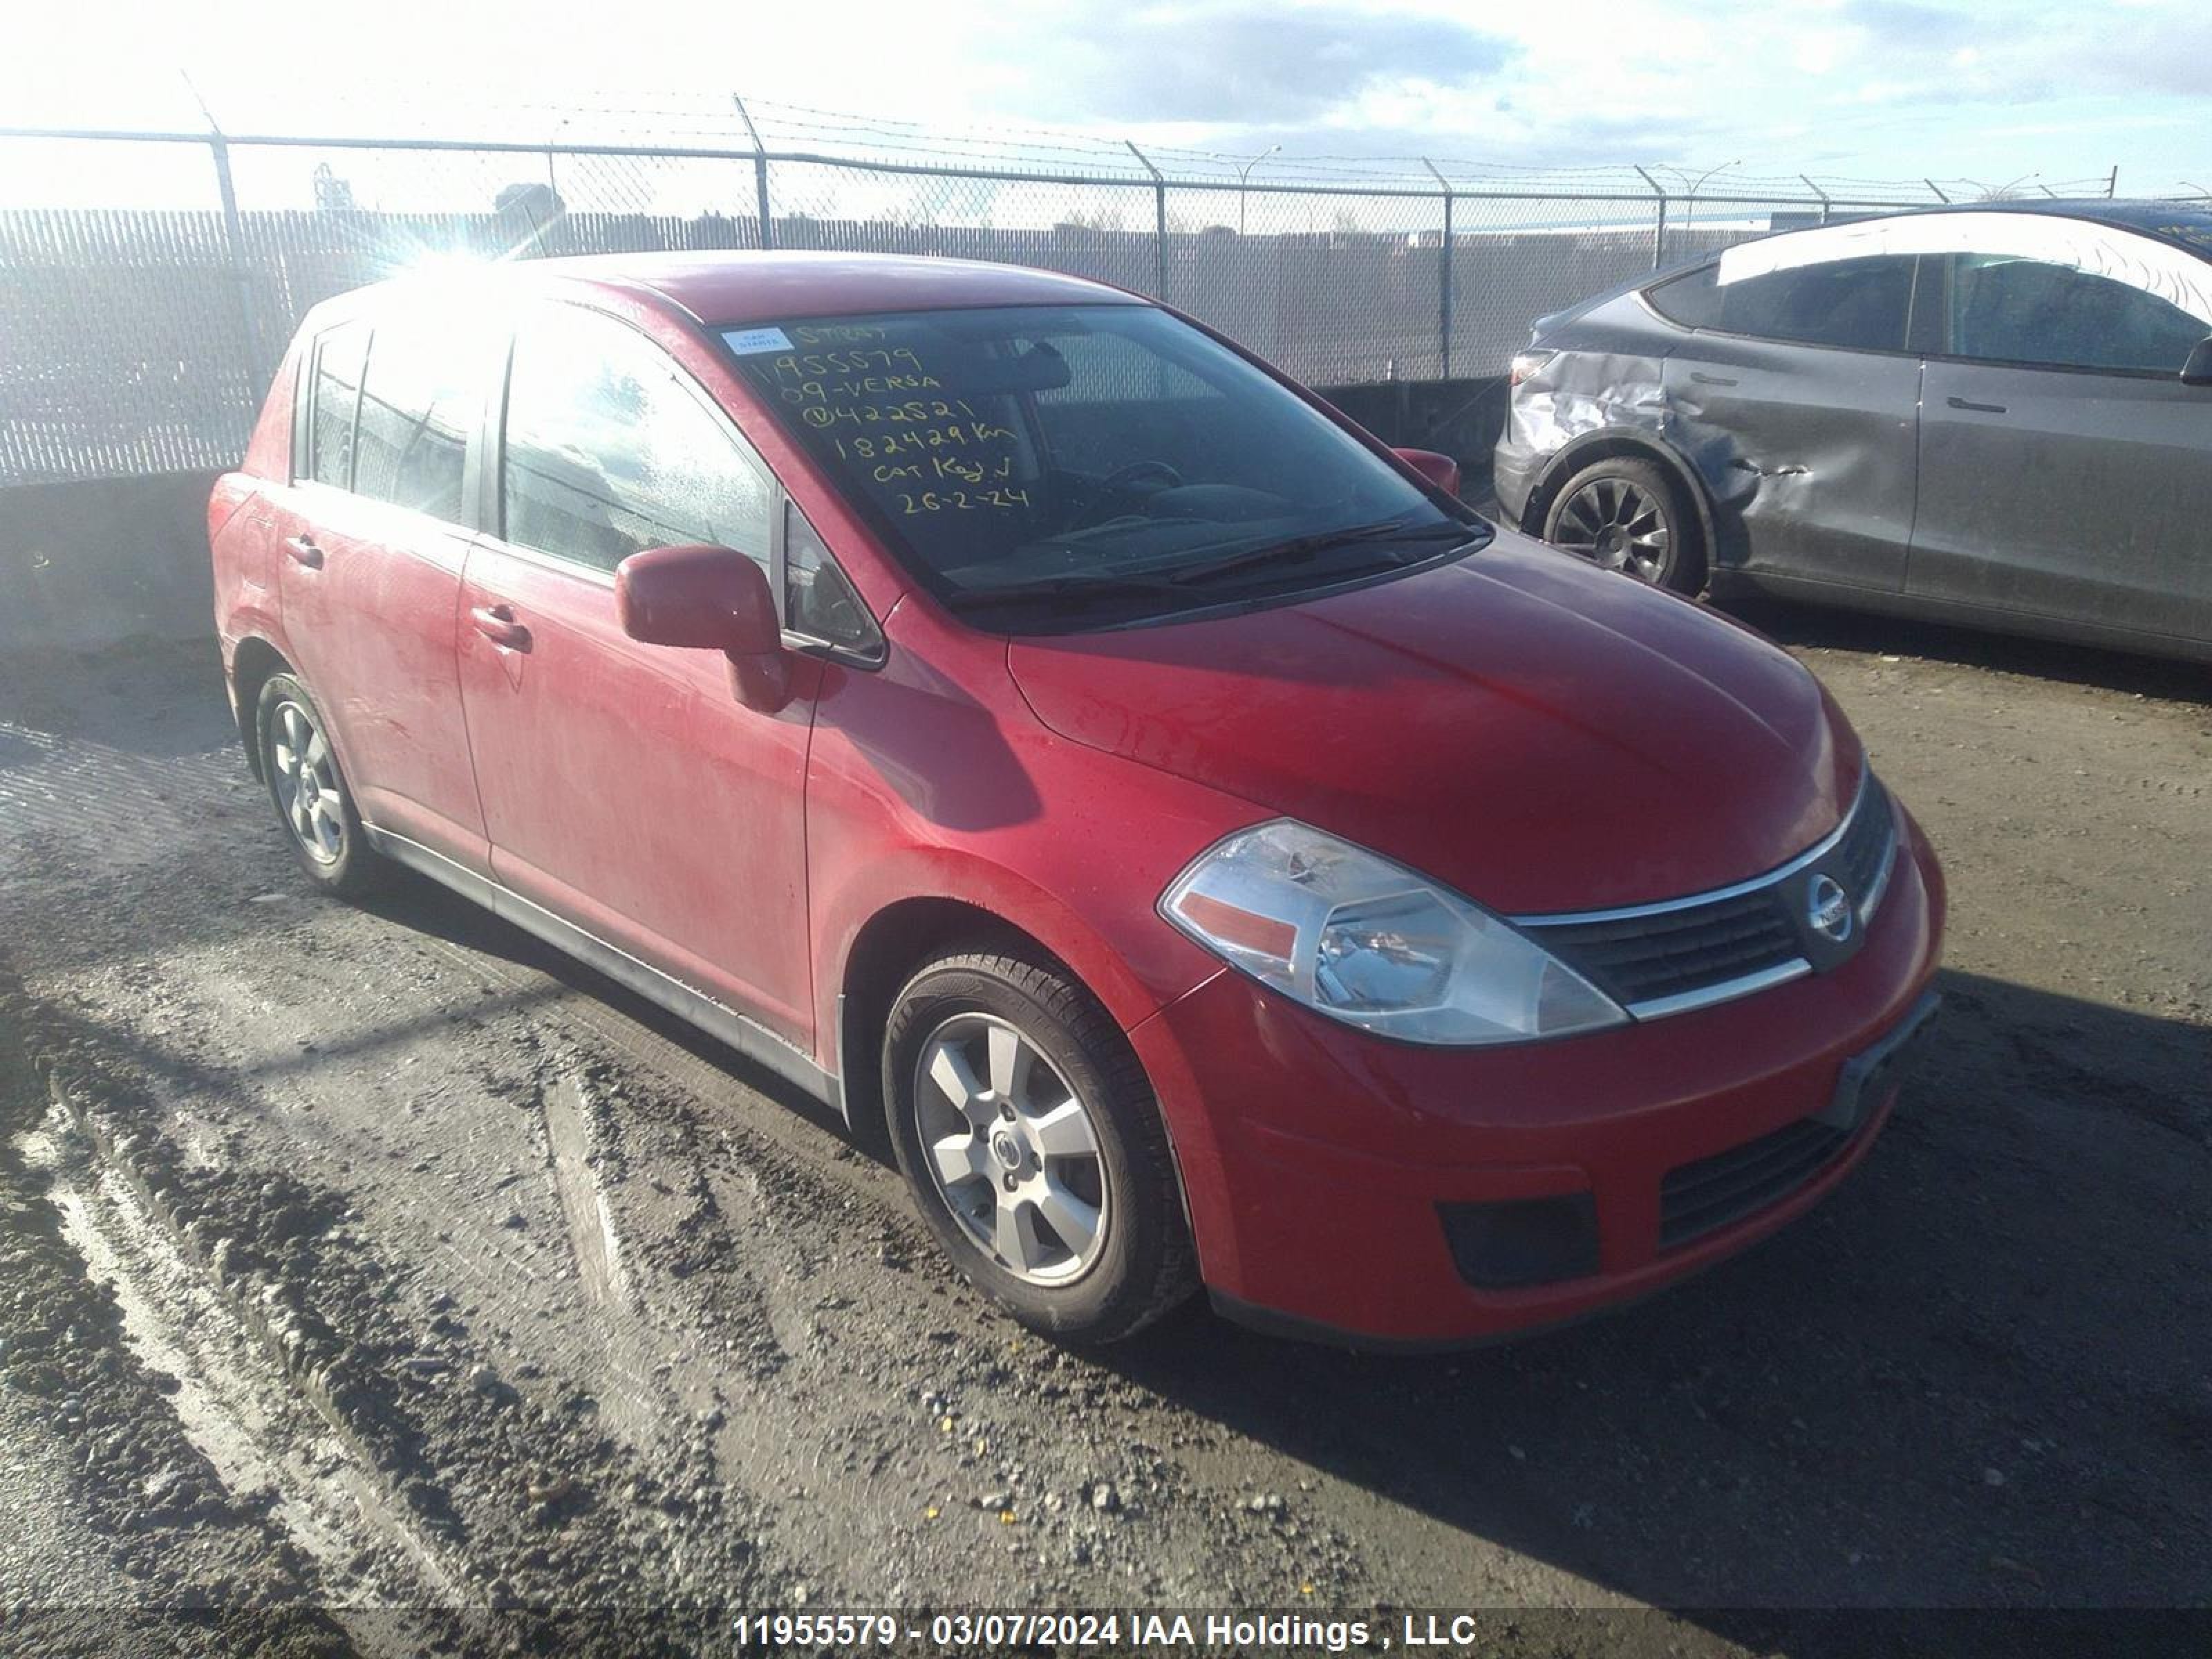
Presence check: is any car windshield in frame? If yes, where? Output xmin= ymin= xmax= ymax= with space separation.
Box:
xmin=720 ymin=304 xmax=1483 ymax=630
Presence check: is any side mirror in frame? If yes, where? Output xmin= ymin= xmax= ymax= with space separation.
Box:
xmin=2182 ymin=336 xmax=2212 ymax=387
xmin=1394 ymin=447 xmax=1462 ymax=498
xmin=615 ymin=543 xmax=791 ymax=711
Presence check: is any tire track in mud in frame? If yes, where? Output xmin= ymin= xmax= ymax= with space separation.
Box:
xmin=26 ymin=1103 xmax=469 ymax=1654
xmin=11 ymin=1000 xmax=790 ymax=1647
xmin=0 ymin=957 xmax=352 ymax=1658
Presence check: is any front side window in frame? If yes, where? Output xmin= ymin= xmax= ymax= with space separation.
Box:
xmin=1946 ymin=254 xmax=2206 ymax=374
xmin=306 ymin=320 xmax=368 ymax=488
xmin=351 ymin=307 xmax=478 ymax=523
xmin=502 ymin=305 xmax=771 ymax=576
xmin=722 ymin=305 xmax=1478 ymax=632
xmin=1649 ymin=256 xmax=1915 ymax=352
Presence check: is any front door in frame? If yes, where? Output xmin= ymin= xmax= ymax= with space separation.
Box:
xmin=454 ymin=301 xmax=819 ymax=1045
xmin=1909 ymin=247 xmax=2212 ymax=645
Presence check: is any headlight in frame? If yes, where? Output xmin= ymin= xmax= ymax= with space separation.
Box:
xmin=1160 ymin=820 xmax=1628 ymax=1047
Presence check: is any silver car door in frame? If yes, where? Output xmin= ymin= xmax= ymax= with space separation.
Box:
xmin=1909 ymin=236 xmax=2212 ymax=646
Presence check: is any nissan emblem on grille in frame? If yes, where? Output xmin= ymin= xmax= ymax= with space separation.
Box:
xmin=1808 ymin=874 xmax=1854 ymax=943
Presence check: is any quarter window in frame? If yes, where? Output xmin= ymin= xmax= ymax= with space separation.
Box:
xmin=351 ymin=308 xmax=478 ymax=524
xmin=782 ymin=500 xmax=879 ymax=655
xmin=1946 ymin=254 xmax=2206 ymax=374
xmin=1648 ymin=256 xmax=1915 ymax=352
xmin=501 ymin=306 xmax=771 ymax=575
xmin=306 ymin=320 xmax=368 ymax=488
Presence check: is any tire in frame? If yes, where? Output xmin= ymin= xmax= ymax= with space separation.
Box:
xmin=254 ymin=671 xmax=384 ymax=899
xmin=1541 ymin=456 xmax=1707 ymax=594
xmin=883 ymin=944 xmax=1196 ymax=1342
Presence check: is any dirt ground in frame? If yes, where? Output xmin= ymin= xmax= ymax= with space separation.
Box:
xmin=0 ymin=598 xmax=2206 ymax=1659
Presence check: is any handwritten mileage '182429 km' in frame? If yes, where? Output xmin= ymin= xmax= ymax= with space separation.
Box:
xmin=756 ymin=322 xmax=1033 ymax=518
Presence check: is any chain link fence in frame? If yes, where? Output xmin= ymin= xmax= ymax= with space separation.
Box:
xmin=0 ymin=102 xmax=2126 ymax=485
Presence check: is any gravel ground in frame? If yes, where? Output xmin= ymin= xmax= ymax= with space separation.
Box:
xmin=0 ymin=603 xmax=2206 ymax=1658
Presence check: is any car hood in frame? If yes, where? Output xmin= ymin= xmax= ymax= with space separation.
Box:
xmin=1005 ymin=533 xmax=1859 ymax=915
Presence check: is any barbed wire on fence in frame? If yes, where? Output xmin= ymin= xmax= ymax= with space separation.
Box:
xmin=0 ymin=79 xmax=2175 ymax=485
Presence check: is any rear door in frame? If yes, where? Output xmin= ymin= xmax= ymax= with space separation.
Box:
xmin=1909 ymin=243 xmax=2212 ymax=644
xmin=455 ymin=301 xmax=820 ymax=1044
xmin=1650 ymin=254 xmax=1924 ymax=592
xmin=274 ymin=307 xmax=496 ymax=870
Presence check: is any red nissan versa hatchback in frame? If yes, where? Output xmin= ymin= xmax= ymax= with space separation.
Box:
xmin=209 ymin=252 xmax=1944 ymax=1348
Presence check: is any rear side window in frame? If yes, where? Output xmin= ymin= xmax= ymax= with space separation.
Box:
xmin=1946 ymin=254 xmax=2206 ymax=374
xmin=1648 ymin=256 xmax=1915 ymax=352
xmin=305 ymin=321 xmax=368 ymax=487
xmin=501 ymin=306 xmax=772 ymax=576
xmin=351 ymin=310 xmax=478 ymax=524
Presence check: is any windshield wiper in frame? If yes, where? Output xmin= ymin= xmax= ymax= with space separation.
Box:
xmin=1165 ymin=518 xmax=1479 ymax=588
xmin=947 ymin=517 xmax=1484 ymax=619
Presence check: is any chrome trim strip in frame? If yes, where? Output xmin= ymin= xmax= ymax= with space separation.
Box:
xmin=1857 ymin=799 xmax=1900 ymax=924
xmin=361 ymin=825 xmax=840 ymax=1113
xmin=1624 ymin=957 xmax=1812 ymax=1021
xmin=1511 ymin=771 xmax=1873 ymax=928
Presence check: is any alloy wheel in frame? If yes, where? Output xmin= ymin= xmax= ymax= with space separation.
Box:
xmin=1553 ymin=476 xmax=1672 ymax=583
xmin=911 ymin=1012 xmax=1108 ymax=1286
xmin=269 ymin=700 xmax=346 ymax=865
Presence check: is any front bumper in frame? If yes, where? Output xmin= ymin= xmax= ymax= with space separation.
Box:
xmin=1126 ymin=811 xmax=1946 ymax=1347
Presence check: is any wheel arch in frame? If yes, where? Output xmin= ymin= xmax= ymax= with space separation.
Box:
xmin=1521 ymin=428 xmax=1722 ymax=573
xmin=229 ymin=636 xmax=294 ymax=781
xmin=834 ymin=895 xmax=1082 ymax=1156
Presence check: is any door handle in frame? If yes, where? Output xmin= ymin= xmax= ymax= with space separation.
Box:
xmin=469 ymin=604 xmax=532 ymax=652
xmin=283 ymin=534 xmax=324 ymax=570
xmin=1690 ymin=371 xmax=1738 ymax=387
xmin=1946 ymin=395 xmax=2007 ymax=414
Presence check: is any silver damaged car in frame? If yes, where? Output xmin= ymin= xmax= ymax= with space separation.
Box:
xmin=1494 ymin=200 xmax=2212 ymax=663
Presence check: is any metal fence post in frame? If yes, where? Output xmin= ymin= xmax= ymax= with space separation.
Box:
xmin=1634 ymin=166 xmax=1667 ymax=268
xmin=1126 ymin=140 xmax=1168 ymax=302
xmin=206 ymin=134 xmax=268 ymax=373
xmin=182 ymin=74 xmax=270 ymax=386
xmin=1800 ymin=174 xmax=1832 ymax=223
xmin=1423 ymin=160 xmax=1454 ymax=379
xmin=732 ymin=95 xmax=775 ymax=250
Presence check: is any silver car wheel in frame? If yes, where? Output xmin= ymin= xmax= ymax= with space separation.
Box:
xmin=1554 ymin=476 xmax=1671 ymax=583
xmin=912 ymin=1012 xmax=1107 ymax=1286
xmin=268 ymin=699 xmax=346 ymax=865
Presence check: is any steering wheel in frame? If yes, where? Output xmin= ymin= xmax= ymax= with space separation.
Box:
xmin=1100 ymin=459 xmax=1184 ymax=494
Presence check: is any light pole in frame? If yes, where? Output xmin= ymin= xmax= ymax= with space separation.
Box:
xmin=1682 ymin=159 xmax=1738 ymax=245
xmin=1237 ymin=144 xmax=1280 ymax=235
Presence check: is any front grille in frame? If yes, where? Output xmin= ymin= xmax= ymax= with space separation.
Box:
xmin=1833 ymin=776 xmax=1897 ymax=912
xmin=1523 ymin=890 xmax=1799 ymax=1009
xmin=1659 ymin=1116 xmax=1850 ymax=1248
xmin=1517 ymin=771 xmax=1897 ymax=1019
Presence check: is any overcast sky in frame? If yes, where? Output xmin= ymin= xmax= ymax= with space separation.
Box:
xmin=7 ymin=0 xmax=2208 ymax=197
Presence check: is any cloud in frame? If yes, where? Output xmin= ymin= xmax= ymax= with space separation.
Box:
xmin=991 ymin=3 xmax=1517 ymax=124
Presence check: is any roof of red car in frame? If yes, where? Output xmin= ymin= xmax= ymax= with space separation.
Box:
xmin=529 ymin=250 xmax=1146 ymax=326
